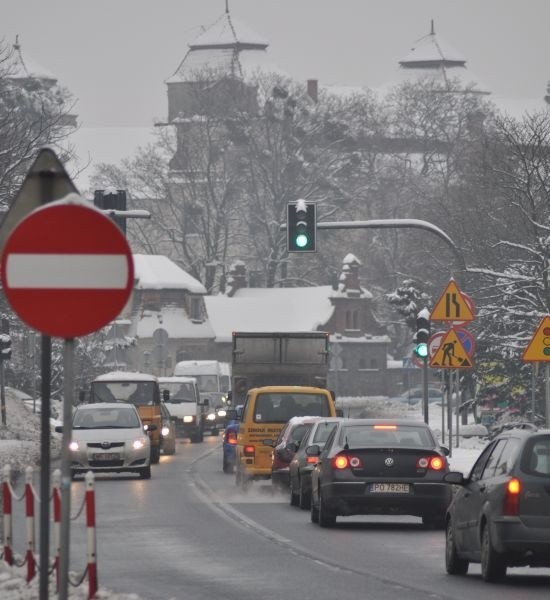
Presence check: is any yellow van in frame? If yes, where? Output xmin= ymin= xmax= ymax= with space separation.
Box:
xmin=235 ymin=386 xmax=337 ymax=490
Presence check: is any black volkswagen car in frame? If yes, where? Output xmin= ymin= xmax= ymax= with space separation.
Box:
xmin=444 ymin=427 xmax=550 ymax=582
xmin=308 ymin=418 xmax=451 ymax=528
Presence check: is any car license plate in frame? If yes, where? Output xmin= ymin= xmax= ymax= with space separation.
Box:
xmin=368 ymin=483 xmax=410 ymax=493
xmin=92 ymin=453 xmax=120 ymax=461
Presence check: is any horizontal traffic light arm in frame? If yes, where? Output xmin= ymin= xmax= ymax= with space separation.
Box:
xmin=280 ymin=218 xmax=465 ymax=271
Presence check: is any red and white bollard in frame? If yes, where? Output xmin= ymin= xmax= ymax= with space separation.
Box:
xmin=52 ymin=469 xmax=61 ymax=591
xmin=2 ymin=464 xmax=13 ymax=565
xmin=24 ymin=466 xmax=36 ymax=582
xmin=85 ymin=471 xmax=98 ymax=599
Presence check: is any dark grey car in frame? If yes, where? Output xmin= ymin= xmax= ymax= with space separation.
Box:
xmin=444 ymin=428 xmax=550 ymax=582
xmin=309 ymin=418 xmax=451 ymax=528
xmin=289 ymin=418 xmax=341 ymax=509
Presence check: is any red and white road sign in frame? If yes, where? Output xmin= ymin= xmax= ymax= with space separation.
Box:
xmin=0 ymin=201 xmax=134 ymax=338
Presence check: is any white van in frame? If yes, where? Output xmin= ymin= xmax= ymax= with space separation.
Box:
xmin=158 ymin=376 xmax=205 ymax=443
xmin=172 ymin=360 xmax=231 ymax=434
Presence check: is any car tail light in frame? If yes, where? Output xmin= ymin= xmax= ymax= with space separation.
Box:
xmin=332 ymin=454 xmax=363 ymax=470
xmin=306 ymin=456 xmax=318 ymax=464
xmin=374 ymin=425 xmax=397 ymax=430
xmin=503 ymin=477 xmax=521 ymax=516
xmin=244 ymin=445 xmax=255 ymax=457
xmin=226 ymin=431 xmax=237 ymax=445
xmin=416 ymin=456 xmax=446 ymax=470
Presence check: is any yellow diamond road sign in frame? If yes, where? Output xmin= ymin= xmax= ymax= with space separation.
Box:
xmin=430 ymin=280 xmax=474 ymax=322
xmin=430 ymin=328 xmax=473 ymax=369
xmin=522 ymin=316 xmax=550 ymax=362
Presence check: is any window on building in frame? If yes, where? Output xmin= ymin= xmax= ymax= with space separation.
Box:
xmin=370 ymin=358 xmax=378 ymax=369
xmin=359 ymin=358 xmax=367 ymax=369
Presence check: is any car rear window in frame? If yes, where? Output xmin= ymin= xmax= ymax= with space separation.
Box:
xmin=521 ymin=435 xmax=550 ymax=477
xmin=313 ymin=421 xmax=339 ymax=443
xmin=254 ymin=393 xmax=331 ymax=423
xmin=339 ymin=424 xmax=435 ymax=447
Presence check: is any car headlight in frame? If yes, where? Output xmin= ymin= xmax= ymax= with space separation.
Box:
xmin=69 ymin=441 xmax=79 ymax=451
xmin=161 ymin=426 xmax=170 ymax=436
xmin=206 ymin=413 xmax=216 ymax=421
xmin=183 ymin=415 xmax=194 ymax=423
xmin=133 ymin=438 xmax=147 ymax=450
xmin=217 ymin=409 xmax=227 ymax=418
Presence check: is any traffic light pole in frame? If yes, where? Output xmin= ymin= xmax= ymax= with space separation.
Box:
xmin=422 ymin=356 xmax=429 ymax=424
xmin=311 ymin=218 xmax=466 ymax=273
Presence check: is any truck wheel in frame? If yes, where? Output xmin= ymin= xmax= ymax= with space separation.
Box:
xmin=150 ymin=446 xmax=161 ymax=464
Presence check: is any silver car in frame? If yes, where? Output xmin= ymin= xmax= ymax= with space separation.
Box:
xmin=59 ymin=403 xmax=153 ymax=479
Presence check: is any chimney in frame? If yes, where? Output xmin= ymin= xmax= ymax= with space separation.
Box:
xmin=226 ymin=261 xmax=247 ymax=297
xmin=307 ymin=79 xmax=318 ymax=103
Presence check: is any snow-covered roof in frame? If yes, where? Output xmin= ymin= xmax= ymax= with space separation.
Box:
xmin=135 ymin=307 xmax=215 ymax=340
xmin=399 ymin=27 xmax=466 ymax=67
xmin=191 ymin=13 xmax=268 ymax=48
xmin=8 ymin=38 xmax=56 ymax=82
xmin=377 ymin=23 xmax=490 ymax=96
xmin=204 ymin=286 xmax=336 ymax=343
xmin=94 ymin=371 xmax=158 ymax=382
xmin=133 ymin=254 xmax=206 ymax=293
xmin=166 ymin=10 xmax=286 ymax=83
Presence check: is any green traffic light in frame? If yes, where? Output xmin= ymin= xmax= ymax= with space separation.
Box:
xmin=295 ymin=233 xmax=309 ymax=248
xmin=415 ymin=343 xmax=428 ymax=358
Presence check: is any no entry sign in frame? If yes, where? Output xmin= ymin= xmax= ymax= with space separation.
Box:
xmin=1 ymin=199 xmax=134 ymax=338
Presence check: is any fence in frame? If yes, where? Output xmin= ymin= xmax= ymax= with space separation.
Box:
xmin=1 ymin=464 xmax=98 ymax=598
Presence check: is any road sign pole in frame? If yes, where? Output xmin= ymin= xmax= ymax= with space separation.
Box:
xmin=546 ymin=364 xmax=550 ymax=428
xmin=422 ymin=357 xmax=428 ymax=424
xmin=58 ymin=338 xmax=75 ymax=600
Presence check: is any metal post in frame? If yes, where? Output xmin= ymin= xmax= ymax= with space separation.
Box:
xmin=447 ymin=370 xmax=453 ymax=457
xmin=455 ymin=370 xmax=460 ymax=448
xmin=39 ymin=334 xmax=51 ymax=600
xmin=531 ymin=363 xmax=536 ymax=422
xmin=546 ymin=364 xmax=550 ymax=428
xmin=422 ymin=357 xmax=428 ymax=424
xmin=441 ymin=375 xmax=445 ymax=446
xmin=58 ymin=338 xmax=75 ymax=600
xmin=0 ymin=360 xmax=5 ymax=426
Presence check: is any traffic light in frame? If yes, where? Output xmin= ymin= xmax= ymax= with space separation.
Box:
xmin=287 ymin=200 xmax=316 ymax=252
xmin=414 ymin=309 xmax=431 ymax=359
xmin=0 ymin=334 xmax=12 ymax=361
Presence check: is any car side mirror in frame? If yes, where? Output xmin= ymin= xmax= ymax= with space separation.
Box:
xmin=163 ymin=389 xmax=170 ymax=402
xmin=202 ymin=399 xmax=210 ymax=407
xmin=440 ymin=445 xmax=450 ymax=456
xmin=306 ymin=444 xmax=321 ymax=456
xmin=335 ymin=409 xmax=344 ymax=417
xmin=286 ymin=441 xmax=299 ymax=453
xmin=55 ymin=425 xmax=63 ymax=433
xmin=443 ymin=471 xmax=465 ymax=485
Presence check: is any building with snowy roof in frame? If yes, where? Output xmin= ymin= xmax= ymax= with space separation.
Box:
xmin=112 ymin=253 xmax=394 ymax=396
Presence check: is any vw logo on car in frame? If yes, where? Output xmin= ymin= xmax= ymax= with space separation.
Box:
xmin=384 ymin=457 xmax=394 ymax=467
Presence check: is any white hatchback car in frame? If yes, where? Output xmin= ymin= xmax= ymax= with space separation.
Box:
xmin=57 ymin=403 xmax=153 ymax=479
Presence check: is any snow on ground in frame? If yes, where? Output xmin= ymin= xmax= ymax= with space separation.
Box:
xmin=0 ymin=391 xmax=487 ymax=599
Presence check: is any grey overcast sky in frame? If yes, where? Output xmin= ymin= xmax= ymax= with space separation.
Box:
xmin=3 ymin=0 xmax=550 ymax=127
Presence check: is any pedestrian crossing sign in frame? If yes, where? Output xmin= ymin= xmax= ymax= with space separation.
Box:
xmin=430 ymin=328 xmax=473 ymax=369
xmin=430 ymin=280 xmax=474 ymax=322
xmin=522 ymin=315 xmax=550 ymax=362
